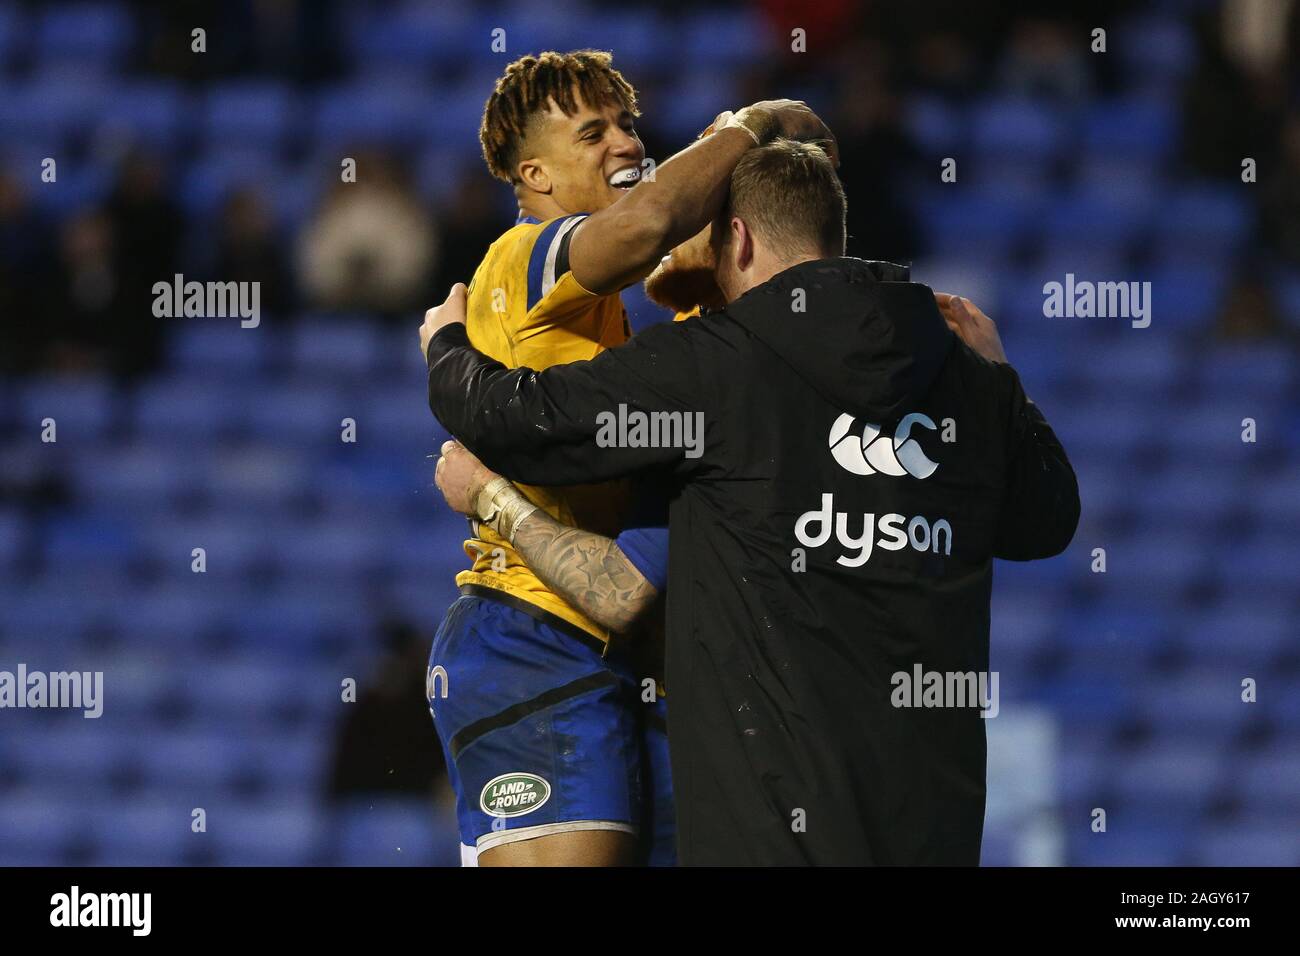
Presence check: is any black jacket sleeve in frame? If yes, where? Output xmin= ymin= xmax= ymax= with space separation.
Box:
xmin=425 ymin=321 xmax=705 ymax=486
xmin=994 ymin=366 xmax=1081 ymax=560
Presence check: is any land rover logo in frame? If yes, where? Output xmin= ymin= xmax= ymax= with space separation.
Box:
xmin=480 ymin=772 xmax=551 ymax=818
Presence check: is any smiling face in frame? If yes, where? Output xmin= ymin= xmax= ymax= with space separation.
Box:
xmin=516 ymin=89 xmax=646 ymax=216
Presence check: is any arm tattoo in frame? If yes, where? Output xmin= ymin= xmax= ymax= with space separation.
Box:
xmin=510 ymin=509 xmax=658 ymax=634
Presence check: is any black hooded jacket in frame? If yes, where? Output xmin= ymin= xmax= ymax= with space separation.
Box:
xmin=426 ymin=257 xmax=1080 ymax=865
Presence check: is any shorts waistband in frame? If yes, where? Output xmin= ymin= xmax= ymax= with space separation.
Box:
xmin=458 ymin=583 xmax=608 ymax=657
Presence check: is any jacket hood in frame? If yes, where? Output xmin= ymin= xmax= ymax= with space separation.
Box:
xmin=722 ymin=257 xmax=954 ymax=423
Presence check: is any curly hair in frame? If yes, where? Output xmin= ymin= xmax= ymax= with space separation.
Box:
xmin=479 ymin=50 xmax=640 ymax=184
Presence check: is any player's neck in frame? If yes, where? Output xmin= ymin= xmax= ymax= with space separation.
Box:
xmin=722 ymin=252 xmax=822 ymax=302
xmin=515 ymin=188 xmax=568 ymax=224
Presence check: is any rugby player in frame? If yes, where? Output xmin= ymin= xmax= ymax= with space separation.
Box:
xmin=425 ymin=49 xmax=834 ymax=867
xmin=421 ymin=138 xmax=1081 ymax=864
xmin=427 ymin=245 xmax=1018 ymax=701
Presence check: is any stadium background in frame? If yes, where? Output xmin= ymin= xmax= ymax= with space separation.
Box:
xmin=0 ymin=0 xmax=1297 ymax=866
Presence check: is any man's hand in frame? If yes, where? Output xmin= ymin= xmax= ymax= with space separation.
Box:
xmin=419 ymin=283 xmax=468 ymax=364
xmin=934 ymin=293 xmax=1008 ymax=364
xmin=726 ymin=100 xmax=839 ymax=166
xmin=434 ymin=439 xmax=497 ymax=516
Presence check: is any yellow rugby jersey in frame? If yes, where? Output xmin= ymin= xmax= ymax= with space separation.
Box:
xmin=458 ymin=213 xmax=632 ymax=642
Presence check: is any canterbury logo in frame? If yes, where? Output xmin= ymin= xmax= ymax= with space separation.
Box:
xmin=828 ymin=412 xmax=939 ymax=479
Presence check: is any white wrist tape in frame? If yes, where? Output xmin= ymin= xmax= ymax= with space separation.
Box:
xmin=474 ymin=477 xmax=540 ymax=540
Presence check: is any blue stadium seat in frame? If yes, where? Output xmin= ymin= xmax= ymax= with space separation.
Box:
xmin=651 ymin=73 xmax=741 ymax=142
xmin=1091 ymin=531 xmax=1209 ymax=598
xmin=203 ymin=82 xmax=299 ymax=152
xmin=1179 ymin=600 xmax=1292 ymax=669
xmin=89 ymin=799 xmax=195 ymax=864
xmin=168 ymin=322 xmax=276 ymax=378
xmin=0 ymin=582 xmax=97 ymax=645
xmin=345 ymin=1 xmax=477 ymax=72
xmin=266 ymin=521 xmax=387 ymax=580
xmin=1112 ymin=744 xmax=1223 ymax=816
xmin=352 ymin=387 xmax=450 ymax=451
xmin=1057 ymin=735 xmax=1112 ymax=805
xmin=231 ymin=591 xmax=366 ymax=656
xmin=42 ymin=512 xmax=141 ymax=568
xmin=1058 ymin=604 xmax=1171 ymax=669
xmin=1070 ymin=827 xmax=1190 ymax=867
xmin=1082 ymin=96 xmax=1178 ymax=161
xmin=71 ymin=440 xmax=199 ymax=513
xmin=242 ymin=380 xmax=357 ymax=445
xmin=1153 ymin=185 xmax=1253 ymax=257
xmin=1214 ymin=531 xmax=1300 ymax=595
xmin=1159 ymin=398 xmax=1271 ymax=463
xmin=989 ymin=594 xmax=1061 ymax=659
xmin=35 ymin=3 xmax=134 ymax=70
xmin=1079 ymin=337 xmax=1185 ymax=397
xmin=137 ymin=518 xmax=268 ymax=582
xmin=105 ymin=586 xmax=220 ymax=646
xmin=0 ymin=5 xmax=25 ymax=70
xmin=1036 ymin=679 xmax=1134 ymax=733
xmin=903 ymin=95 xmax=967 ymax=157
xmin=916 ymin=190 xmax=1037 ymax=259
xmin=0 ymin=793 xmax=89 ymax=863
xmin=311 ymin=82 xmax=428 ymax=149
xmin=135 ymin=729 xmax=247 ymax=793
xmin=1134 ymin=672 xmax=1256 ymax=742
xmin=334 ymin=798 xmax=458 ymax=866
xmin=970 ymin=97 xmax=1068 ymax=163
xmin=1196 ymin=344 xmax=1295 ymax=395
xmin=242 ymin=732 xmax=330 ymax=795
xmin=1117 ymin=14 xmax=1197 ymax=85
xmin=1041 ymin=191 xmax=1152 ymax=251
xmin=19 ymin=377 xmax=118 ymax=441
xmin=1245 ymin=469 xmax=1300 ymax=533
xmin=5 ymin=724 xmax=133 ymax=786
xmin=1236 ymin=747 xmax=1300 ymax=816
xmin=0 ymin=509 xmax=26 ymax=573
xmin=94 ymin=81 xmax=189 ymax=151
xmin=132 ymin=377 xmax=247 ymax=442
xmin=683 ymin=9 xmax=773 ymax=67
xmin=180 ymin=152 xmax=281 ymax=218
xmin=207 ymin=801 xmax=322 ymax=865
xmin=202 ymin=445 xmax=310 ymax=514
xmin=1128 ymin=466 xmax=1242 ymax=529
xmin=1193 ymin=826 xmax=1300 ymax=866
xmin=1045 ymin=397 xmax=1164 ymax=458
xmin=287 ymin=319 xmax=383 ymax=377
xmin=184 ymin=657 xmax=301 ymax=720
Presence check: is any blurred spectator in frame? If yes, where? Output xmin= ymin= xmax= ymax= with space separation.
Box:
xmin=0 ymin=171 xmax=55 ymax=374
xmin=130 ymin=0 xmax=344 ymax=83
xmin=831 ymin=43 xmax=923 ymax=263
xmin=995 ymin=15 xmax=1093 ymax=104
xmin=327 ymin=618 xmax=446 ymax=800
xmin=103 ymin=152 xmax=184 ymax=378
xmin=214 ymin=187 xmax=294 ymax=318
xmin=432 ymin=167 xmax=506 ymax=294
xmin=1213 ymin=275 xmax=1287 ymax=341
xmin=1181 ymin=4 xmax=1288 ymax=179
xmin=297 ymin=152 xmax=439 ymax=318
xmin=38 ymin=210 xmax=125 ymax=373
xmin=1261 ymin=112 xmax=1300 ymax=268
